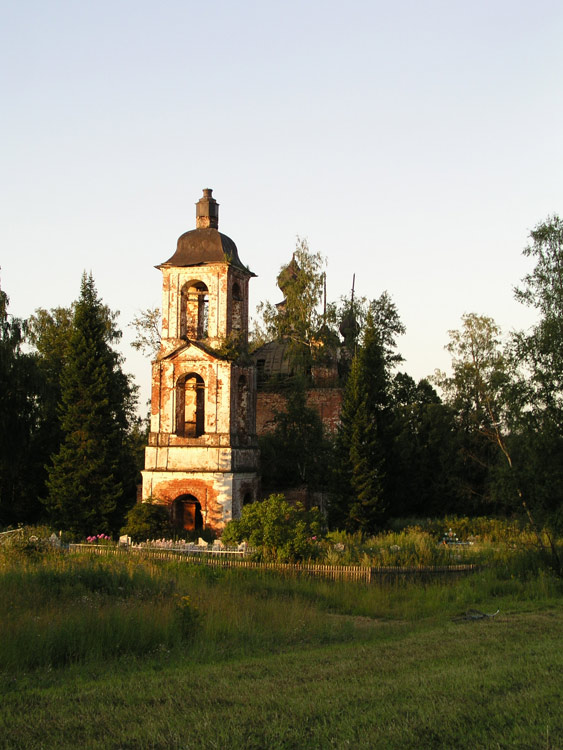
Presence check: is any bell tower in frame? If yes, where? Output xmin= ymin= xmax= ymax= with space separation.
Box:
xmin=141 ymin=189 xmax=260 ymax=533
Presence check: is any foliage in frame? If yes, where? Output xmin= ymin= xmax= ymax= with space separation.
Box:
xmin=27 ymin=302 xmax=126 ymax=438
xmin=385 ymin=374 xmax=464 ymax=517
xmin=247 ymin=314 xmax=270 ymax=353
xmin=386 ymin=515 xmax=525 ymax=542
xmin=221 ymin=493 xmax=324 ymax=561
xmin=44 ymin=274 xmax=139 ymax=536
xmin=26 ymin=306 xmax=75 ymax=456
xmin=434 ymin=313 xmax=509 ymax=435
xmin=212 ymin=331 xmax=252 ymax=364
xmin=515 ymin=213 xmax=563 ymax=325
xmin=336 ymin=292 xmax=367 ymax=356
xmin=509 ymin=215 xmax=563 ymax=527
xmin=432 ymin=313 xmax=511 ymax=514
xmin=0 ymin=283 xmax=44 ymax=525
xmin=27 ymin=302 xmax=139 ymax=507
xmin=129 ymin=306 xmax=161 ymax=359
xmin=120 ymin=502 xmax=173 ymax=542
xmin=259 ymin=377 xmax=333 ymax=492
xmin=174 ymin=594 xmax=202 ymax=639
xmin=433 ymin=306 xmax=563 ymax=572
xmin=332 ymin=295 xmax=405 ymax=532
xmin=0 ymin=526 xmax=57 ymax=559
xmin=256 ymin=238 xmax=338 ymax=372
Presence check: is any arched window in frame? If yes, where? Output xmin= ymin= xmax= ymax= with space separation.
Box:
xmin=180 ymin=281 xmax=209 ymax=340
xmin=176 ymin=373 xmax=205 ymax=437
xmin=237 ymin=374 xmax=248 ymax=434
xmin=171 ymin=495 xmax=203 ymax=531
xmin=231 ymin=282 xmax=243 ymax=332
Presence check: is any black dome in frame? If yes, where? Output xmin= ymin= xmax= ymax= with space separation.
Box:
xmin=159 ymin=227 xmax=253 ymax=275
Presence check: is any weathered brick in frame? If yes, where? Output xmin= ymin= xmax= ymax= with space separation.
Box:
xmin=141 ymin=190 xmax=259 ymax=533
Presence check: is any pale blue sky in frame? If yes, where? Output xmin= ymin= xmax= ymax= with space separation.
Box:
xmin=1 ymin=0 xmax=562 ymax=409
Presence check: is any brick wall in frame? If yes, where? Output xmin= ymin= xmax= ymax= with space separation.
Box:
xmin=256 ymin=387 xmax=343 ymax=435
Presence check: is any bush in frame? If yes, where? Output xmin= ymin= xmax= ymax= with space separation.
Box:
xmin=0 ymin=526 xmax=58 ymax=560
xmin=221 ymin=494 xmax=324 ymax=562
xmin=386 ymin=515 xmax=525 ymax=542
xmin=120 ymin=502 xmax=172 ymax=542
xmin=175 ymin=594 xmax=203 ymax=640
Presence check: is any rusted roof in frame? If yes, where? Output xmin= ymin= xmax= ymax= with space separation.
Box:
xmin=158 ymin=227 xmax=255 ymax=275
xmin=252 ymin=339 xmax=293 ymax=378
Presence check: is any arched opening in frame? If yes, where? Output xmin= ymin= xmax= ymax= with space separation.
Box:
xmin=176 ymin=373 xmax=205 ymax=437
xmin=242 ymin=492 xmax=252 ymax=506
xmin=171 ymin=495 xmax=203 ymax=532
xmin=237 ymin=374 xmax=248 ymax=434
xmin=232 ymin=282 xmax=243 ymax=332
xmin=180 ymin=281 xmax=209 ymax=340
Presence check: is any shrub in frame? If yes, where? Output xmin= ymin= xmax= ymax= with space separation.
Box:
xmin=0 ymin=526 xmax=57 ymax=560
xmin=386 ymin=515 xmax=525 ymax=542
xmin=221 ymin=493 xmax=324 ymax=562
xmin=120 ymin=502 xmax=172 ymax=542
xmin=175 ymin=594 xmax=203 ymax=639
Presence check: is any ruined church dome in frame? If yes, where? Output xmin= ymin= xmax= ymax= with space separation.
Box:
xmin=159 ymin=189 xmax=255 ymax=275
xmin=164 ymin=227 xmax=246 ymax=269
xmin=277 ymin=254 xmax=300 ymax=294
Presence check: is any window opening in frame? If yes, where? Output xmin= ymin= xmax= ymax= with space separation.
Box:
xmin=256 ymin=359 xmax=266 ymax=382
xmin=237 ymin=374 xmax=248 ymax=434
xmin=181 ymin=281 xmax=209 ymax=340
xmin=232 ymin=282 xmax=243 ymax=332
xmin=176 ymin=373 xmax=205 ymax=437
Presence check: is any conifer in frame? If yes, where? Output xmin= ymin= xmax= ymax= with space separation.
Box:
xmin=45 ymin=274 xmax=131 ymax=535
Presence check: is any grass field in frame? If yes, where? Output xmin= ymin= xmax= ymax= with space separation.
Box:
xmin=1 ymin=537 xmax=562 ymax=749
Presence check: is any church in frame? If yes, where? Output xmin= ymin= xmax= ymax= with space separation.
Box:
xmin=141 ymin=189 xmax=260 ymax=533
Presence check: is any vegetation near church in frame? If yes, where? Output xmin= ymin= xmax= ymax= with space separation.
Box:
xmin=2 ymin=209 xmax=563 ymax=566
xmin=1 ymin=208 xmax=563 ymax=745
xmin=0 ymin=284 xmax=43 ymax=525
xmin=44 ymin=273 xmax=139 ymax=535
xmin=331 ymin=294 xmax=406 ymax=532
xmin=251 ymin=220 xmax=563 ymax=555
xmin=255 ymin=237 xmax=336 ymax=369
xmin=221 ymin=493 xmax=323 ymax=562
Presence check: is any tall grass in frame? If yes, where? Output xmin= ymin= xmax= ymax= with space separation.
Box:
xmin=0 ymin=554 xmax=185 ymax=670
xmin=386 ymin=514 xmax=527 ymax=540
xmin=2 ymin=541 xmax=562 ymax=673
xmin=320 ymin=517 xmax=561 ymax=568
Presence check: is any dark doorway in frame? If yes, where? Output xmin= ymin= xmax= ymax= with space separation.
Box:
xmin=170 ymin=494 xmax=203 ymax=532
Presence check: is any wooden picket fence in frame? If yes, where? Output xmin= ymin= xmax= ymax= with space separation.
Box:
xmin=68 ymin=544 xmax=479 ymax=582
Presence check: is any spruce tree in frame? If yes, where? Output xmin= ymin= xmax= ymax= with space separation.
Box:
xmin=45 ymin=274 xmax=134 ymax=535
xmin=331 ymin=294 xmax=405 ymax=532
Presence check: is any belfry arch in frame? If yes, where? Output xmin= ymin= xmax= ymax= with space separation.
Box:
xmin=175 ymin=373 xmax=205 ymax=437
xmin=180 ymin=280 xmax=209 ymax=340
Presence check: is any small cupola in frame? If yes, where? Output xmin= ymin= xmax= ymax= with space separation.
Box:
xmin=196 ymin=188 xmax=219 ymax=229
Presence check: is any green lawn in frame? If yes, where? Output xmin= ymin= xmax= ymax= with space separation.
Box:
xmin=1 ymin=551 xmax=562 ymax=749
